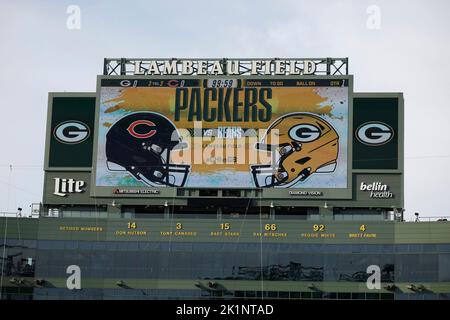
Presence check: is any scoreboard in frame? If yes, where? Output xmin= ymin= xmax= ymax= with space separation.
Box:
xmin=91 ymin=76 xmax=352 ymax=199
xmin=43 ymin=59 xmax=403 ymax=209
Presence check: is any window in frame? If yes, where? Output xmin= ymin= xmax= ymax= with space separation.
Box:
xmin=290 ymin=292 xmax=301 ymax=299
xmin=301 ymin=292 xmax=311 ymax=299
xmin=338 ymin=293 xmax=351 ymax=300
xmin=311 ymin=292 xmax=323 ymax=299
xmin=351 ymin=293 xmax=366 ymax=300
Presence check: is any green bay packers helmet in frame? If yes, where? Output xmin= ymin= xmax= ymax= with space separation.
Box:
xmin=251 ymin=112 xmax=339 ymax=188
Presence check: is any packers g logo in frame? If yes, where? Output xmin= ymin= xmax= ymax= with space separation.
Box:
xmin=54 ymin=121 xmax=90 ymax=144
xmin=356 ymin=122 xmax=394 ymax=146
xmin=288 ymin=124 xmax=321 ymax=142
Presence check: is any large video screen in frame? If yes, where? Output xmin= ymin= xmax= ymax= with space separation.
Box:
xmin=94 ymin=77 xmax=349 ymax=189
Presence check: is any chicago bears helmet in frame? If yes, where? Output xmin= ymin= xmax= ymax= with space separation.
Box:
xmin=251 ymin=112 xmax=339 ymax=188
xmin=106 ymin=112 xmax=190 ymax=187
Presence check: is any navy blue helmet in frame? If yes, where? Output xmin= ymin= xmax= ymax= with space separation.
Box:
xmin=106 ymin=112 xmax=190 ymax=187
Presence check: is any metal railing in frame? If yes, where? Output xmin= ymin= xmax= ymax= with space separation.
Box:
xmin=408 ymin=216 xmax=450 ymax=222
xmin=0 ymin=212 xmax=39 ymax=218
xmin=2 ymin=209 xmax=448 ymax=222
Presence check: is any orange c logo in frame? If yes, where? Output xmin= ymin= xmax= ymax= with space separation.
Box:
xmin=127 ymin=120 xmax=157 ymax=139
xmin=167 ymin=80 xmax=179 ymax=87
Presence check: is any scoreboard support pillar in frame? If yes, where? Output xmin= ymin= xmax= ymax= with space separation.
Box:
xmin=319 ymin=206 xmax=334 ymax=221
xmin=107 ymin=204 xmax=121 ymax=218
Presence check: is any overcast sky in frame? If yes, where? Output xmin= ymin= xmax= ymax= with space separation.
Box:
xmin=0 ymin=0 xmax=449 ymax=220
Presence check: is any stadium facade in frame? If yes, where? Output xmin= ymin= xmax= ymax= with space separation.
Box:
xmin=1 ymin=58 xmax=450 ymax=300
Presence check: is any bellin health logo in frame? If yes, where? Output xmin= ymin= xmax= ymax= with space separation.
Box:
xmin=360 ymin=182 xmax=393 ymax=198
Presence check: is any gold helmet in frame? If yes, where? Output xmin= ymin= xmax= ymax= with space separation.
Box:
xmin=251 ymin=112 xmax=339 ymax=188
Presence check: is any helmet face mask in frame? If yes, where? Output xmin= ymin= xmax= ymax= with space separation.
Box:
xmin=105 ymin=112 xmax=190 ymax=187
xmin=251 ymin=112 xmax=339 ymax=188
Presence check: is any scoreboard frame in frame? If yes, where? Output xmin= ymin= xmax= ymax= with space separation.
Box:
xmin=90 ymin=74 xmax=354 ymax=200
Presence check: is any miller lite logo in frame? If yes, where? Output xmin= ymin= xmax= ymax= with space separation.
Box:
xmin=54 ymin=178 xmax=85 ymax=197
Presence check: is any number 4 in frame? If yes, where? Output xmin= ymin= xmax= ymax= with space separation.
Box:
xmin=359 ymin=224 xmax=366 ymax=232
